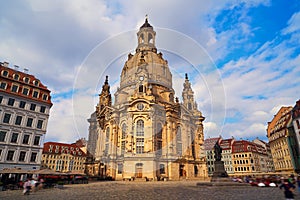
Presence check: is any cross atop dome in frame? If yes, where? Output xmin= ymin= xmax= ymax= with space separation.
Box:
xmin=140 ymin=14 xmax=153 ymax=29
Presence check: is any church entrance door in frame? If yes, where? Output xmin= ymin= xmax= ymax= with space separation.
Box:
xmin=135 ymin=163 xmax=143 ymax=178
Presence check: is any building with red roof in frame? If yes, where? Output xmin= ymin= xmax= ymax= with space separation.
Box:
xmin=220 ymin=138 xmax=235 ymax=175
xmin=42 ymin=141 xmax=86 ymax=173
xmin=232 ymin=140 xmax=269 ymax=175
xmin=0 ymin=61 xmax=52 ymax=170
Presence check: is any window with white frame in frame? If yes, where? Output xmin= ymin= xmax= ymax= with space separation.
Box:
xmin=11 ymin=84 xmax=19 ymax=93
xmin=6 ymin=150 xmax=15 ymax=161
xmin=37 ymin=120 xmax=43 ymax=129
xmin=32 ymin=90 xmax=39 ymax=98
xmin=10 ymin=133 xmax=18 ymax=143
xmin=22 ymin=87 xmax=29 ymax=95
xmin=3 ymin=113 xmax=11 ymax=123
xmin=19 ymin=151 xmax=26 ymax=162
xmin=0 ymin=82 xmax=6 ymax=89
xmin=8 ymin=98 xmax=15 ymax=106
xmin=0 ymin=131 xmax=6 ymax=142
xmin=136 ymin=120 xmax=144 ymax=136
xmin=15 ymin=116 xmax=22 ymax=125
xmin=136 ymin=138 xmax=144 ymax=154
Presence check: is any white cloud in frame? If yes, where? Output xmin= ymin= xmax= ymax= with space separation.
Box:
xmin=1 ymin=0 xmax=298 ymax=144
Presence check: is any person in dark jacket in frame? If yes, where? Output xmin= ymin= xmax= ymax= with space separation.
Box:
xmin=280 ymin=179 xmax=295 ymax=200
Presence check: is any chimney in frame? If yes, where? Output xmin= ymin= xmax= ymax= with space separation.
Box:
xmin=14 ymin=65 xmax=19 ymax=70
xmin=23 ymin=68 xmax=29 ymax=73
xmin=3 ymin=62 xmax=9 ymax=67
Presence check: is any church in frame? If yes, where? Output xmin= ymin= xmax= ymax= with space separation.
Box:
xmin=86 ymin=18 xmax=207 ymax=180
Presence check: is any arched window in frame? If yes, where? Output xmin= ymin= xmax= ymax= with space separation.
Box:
xmin=176 ymin=126 xmax=182 ymax=141
xmin=148 ymin=33 xmax=153 ymax=44
xmin=136 ymin=120 xmax=144 ymax=136
xmin=106 ymin=127 xmax=110 ymax=142
xmin=121 ymin=124 xmax=127 ymax=139
xmin=157 ymin=123 xmax=162 ymax=139
xmin=121 ymin=124 xmax=127 ymax=155
xmin=176 ymin=126 xmax=182 ymax=155
xmin=104 ymin=127 xmax=110 ymax=155
xmin=139 ymin=34 xmax=144 ymax=43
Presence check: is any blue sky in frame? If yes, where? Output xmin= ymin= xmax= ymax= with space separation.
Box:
xmin=0 ymin=0 xmax=300 ymax=143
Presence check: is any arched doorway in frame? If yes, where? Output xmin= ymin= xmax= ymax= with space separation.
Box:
xmin=135 ymin=163 xmax=143 ymax=178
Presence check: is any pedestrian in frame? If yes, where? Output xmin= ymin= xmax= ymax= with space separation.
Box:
xmin=280 ymin=178 xmax=295 ymax=200
xmin=297 ymin=176 xmax=300 ymax=193
xmin=289 ymin=174 xmax=296 ymax=184
xmin=23 ymin=179 xmax=31 ymax=195
xmin=38 ymin=178 xmax=44 ymax=190
xmin=30 ymin=178 xmax=37 ymax=192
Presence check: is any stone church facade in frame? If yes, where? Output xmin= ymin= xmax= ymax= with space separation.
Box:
xmin=86 ymin=19 xmax=207 ymax=180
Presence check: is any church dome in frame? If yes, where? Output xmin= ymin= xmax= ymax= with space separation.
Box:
xmin=119 ymin=18 xmax=173 ymax=90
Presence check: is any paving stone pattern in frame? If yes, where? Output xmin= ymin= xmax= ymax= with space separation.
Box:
xmin=0 ymin=181 xmax=296 ymax=200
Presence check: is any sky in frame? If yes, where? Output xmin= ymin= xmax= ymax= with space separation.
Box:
xmin=1 ymin=0 xmax=300 ymax=143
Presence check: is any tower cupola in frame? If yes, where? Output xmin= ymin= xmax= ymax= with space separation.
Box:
xmin=136 ymin=16 xmax=157 ymax=53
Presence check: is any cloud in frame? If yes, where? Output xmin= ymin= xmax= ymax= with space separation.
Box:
xmin=1 ymin=0 xmax=298 ymax=144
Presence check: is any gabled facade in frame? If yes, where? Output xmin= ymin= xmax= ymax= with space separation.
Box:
xmin=252 ymin=138 xmax=275 ymax=172
xmin=0 ymin=62 xmax=52 ymax=170
xmin=41 ymin=142 xmax=86 ymax=173
xmin=232 ymin=140 xmax=268 ymax=175
xmin=267 ymin=106 xmax=299 ymax=173
xmin=87 ymin=18 xmax=207 ymax=180
xmin=203 ymin=137 xmax=221 ymax=176
xmin=220 ymin=138 xmax=234 ymax=174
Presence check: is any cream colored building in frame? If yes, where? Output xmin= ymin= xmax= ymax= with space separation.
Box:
xmin=0 ymin=62 xmax=52 ymax=170
xmin=267 ymin=106 xmax=297 ymax=173
xmin=41 ymin=142 xmax=86 ymax=173
xmin=87 ymin=18 xmax=207 ymax=180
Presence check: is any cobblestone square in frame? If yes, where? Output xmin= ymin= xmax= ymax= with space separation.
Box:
xmin=0 ymin=181 xmax=295 ymax=200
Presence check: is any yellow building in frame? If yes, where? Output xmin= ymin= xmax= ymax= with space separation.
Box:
xmin=41 ymin=142 xmax=86 ymax=173
xmin=267 ymin=106 xmax=297 ymax=174
xmin=87 ymin=18 xmax=207 ymax=181
xmin=232 ymin=140 xmax=268 ymax=176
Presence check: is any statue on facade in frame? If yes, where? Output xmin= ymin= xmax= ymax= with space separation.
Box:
xmin=214 ymin=142 xmax=222 ymax=161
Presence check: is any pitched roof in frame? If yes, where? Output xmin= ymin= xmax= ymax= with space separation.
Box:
xmin=0 ymin=62 xmax=52 ymax=106
xmin=43 ymin=142 xmax=86 ymax=157
xmin=204 ymin=137 xmax=221 ymax=150
xmin=220 ymin=138 xmax=234 ymax=150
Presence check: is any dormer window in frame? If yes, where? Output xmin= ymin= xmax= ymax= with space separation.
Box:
xmin=33 ymin=80 xmax=39 ymax=86
xmin=2 ymin=70 xmax=8 ymax=77
xmin=13 ymin=74 xmax=20 ymax=80
xmin=23 ymin=77 xmax=30 ymax=83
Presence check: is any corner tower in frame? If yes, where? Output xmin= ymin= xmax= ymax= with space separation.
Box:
xmin=182 ymin=73 xmax=197 ymax=111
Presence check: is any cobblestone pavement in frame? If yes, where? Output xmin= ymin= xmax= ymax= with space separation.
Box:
xmin=0 ymin=181 xmax=297 ymax=200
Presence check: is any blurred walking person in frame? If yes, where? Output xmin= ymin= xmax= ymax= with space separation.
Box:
xmin=280 ymin=178 xmax=295 ymax=200
xmin=23 ymin=179 xmax=31 ymax=195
